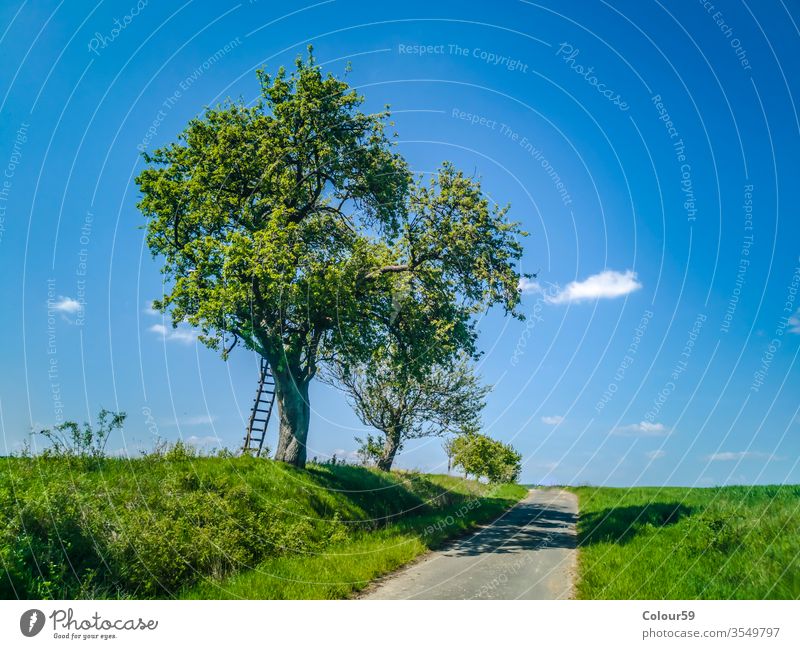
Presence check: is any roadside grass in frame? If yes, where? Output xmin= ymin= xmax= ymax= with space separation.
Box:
xmin=570 ymin=485 xmax=800 ymax=599
xmin=0 ymin=451 xmax=525 ymax=599
xmin=185 ymin=482 xmax=523 ymax=599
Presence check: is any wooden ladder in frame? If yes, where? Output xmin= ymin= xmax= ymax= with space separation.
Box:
xmin=242 ymin=357 xmax=277 ymax=456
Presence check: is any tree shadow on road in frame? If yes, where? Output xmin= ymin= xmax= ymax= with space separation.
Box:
xmin=442 ymin=498 xmax=577 ymax=556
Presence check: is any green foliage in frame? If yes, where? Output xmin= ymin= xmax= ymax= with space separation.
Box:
xmin=450 ymin=430 xmax=522 ymax=483
xmin=571 ymin=485 xmax=800 ymax=599
xmin=0 ymin=455 xmax=523 ymax=599
xmin=34 ymin=409 xmax=126 ymax=461
xmin=135 ymin=46 xmax=527 ymax=464
xmin=354 ymin=433 xmax=384 ymax=466
xmin=136 ymin=48 xmax=408 ymax=362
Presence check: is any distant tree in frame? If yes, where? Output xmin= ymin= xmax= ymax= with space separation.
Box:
xmin=354 ymin=433 xmax=383 ymax=467
xmin=325 ymin=353 xmax=488 ymax=471
xmin=443 ymin=436 xmax=456 ymax=474
xmin=450 ymin=430 xmax=521 ymax=483
xmin=35 ymin=409 xmax=126 ymax=459
xmin=136 ymin=48 xmax=526 ymax=468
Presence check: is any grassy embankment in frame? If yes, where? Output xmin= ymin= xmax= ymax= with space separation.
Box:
xmin=570 ymin=485 xmax=800 ymax=599
xmin=0 ymin=451 xmax=525 ymax=599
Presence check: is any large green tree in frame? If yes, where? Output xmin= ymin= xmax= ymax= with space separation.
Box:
xmin=136 ymin=48 xmax=526 ymax=467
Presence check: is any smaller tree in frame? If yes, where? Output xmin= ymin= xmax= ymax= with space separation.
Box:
xmin=450 ymin=430 xmax=521 ymax=483
xmin=324 ymin=354 xmax=488 ymax=472
xmin=442 ymin=436 xmax=456 ymax=474
xmin=354 ymin=433 xmax=383 ymax=467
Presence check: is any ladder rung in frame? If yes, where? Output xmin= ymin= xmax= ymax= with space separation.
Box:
xmin=242 ymin=358 xmax=275 ymax=454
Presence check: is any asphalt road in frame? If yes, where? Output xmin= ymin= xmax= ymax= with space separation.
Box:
xmin=363 ymin=488 xmax=578 ymax=600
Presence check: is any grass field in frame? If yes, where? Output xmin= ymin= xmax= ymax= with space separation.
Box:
xmin=570 ymin=485 xmax=800 ymax=599
xmin=0 ymin=451 xmax=525 ymax=599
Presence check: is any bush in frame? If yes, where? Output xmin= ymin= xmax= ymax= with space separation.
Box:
xmin=34 ymin=409 xmax=126 ymax=461
xmin=450 ymin=431 xmax=521 ymax=483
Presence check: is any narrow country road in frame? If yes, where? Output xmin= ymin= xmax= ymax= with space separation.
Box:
xmin=363 ymin=488 xmax=578 ymax=600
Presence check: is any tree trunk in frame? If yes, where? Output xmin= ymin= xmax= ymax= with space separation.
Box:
xmin=376 ymin=428 xmax=401 ymax=472
xmin=272 ymin=368 xmax=311 ymax=468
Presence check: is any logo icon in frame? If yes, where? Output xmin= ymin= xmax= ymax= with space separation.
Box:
xmin=20 ymin=609 xmax=45 ymax=637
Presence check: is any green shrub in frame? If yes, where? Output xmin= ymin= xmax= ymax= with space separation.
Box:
xmin=450 ymin=431 xmax=521 ymax=483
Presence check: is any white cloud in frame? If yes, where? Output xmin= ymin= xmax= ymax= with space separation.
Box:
xmin=161 ymin=415 xmax=216 ymax=427
xmin=646 ymin=449 xmax=666 ymax=460
xmin=149 ymin=323 xmax=198 ymax=344
xmin=180 ymin=415 xmax=216 ymax=426
xmin=541 ymin=415 xmax=564 ymax=425
xmin=168 ymin=328 xmax=200 ymax=343
xmin=186 ymin=435 xmax=221 ymax=447
xmin=546 ymin=269 xmax=642 ymax=304
xmin=49 ymin=296 xmax=81 ymax=313
xmin=615 ymin=421 xmax=669 ymax=436
xmin=788 ymin=309 xmax=800 ymax=334
xmin=330 ymin=448 xmax=361 ymax=463
xmin=143 ymin=302 xmax=160 ymax=316
xmin=706 ymin=451 xmax=778 ymax=462
xmin=518 ymin=277 xmax=542 ymax=294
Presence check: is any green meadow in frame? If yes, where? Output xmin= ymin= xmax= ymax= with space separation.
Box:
xmin=571 ymin=485 xmax=800 ymax=599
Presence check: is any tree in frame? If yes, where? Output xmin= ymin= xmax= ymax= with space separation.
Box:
xmin=136 ymin=48 xmax=526 ymax=467
xmin=450 ymin=430 xmax=521 ymax=483
xmin=323 ymin=353 xmax=489 ymax=471
xmin=443 ymin=436 xmax=456 ymax=474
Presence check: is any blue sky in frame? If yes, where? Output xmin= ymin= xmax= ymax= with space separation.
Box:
xmin=1 ymin=0 xmax=799 ymax=486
